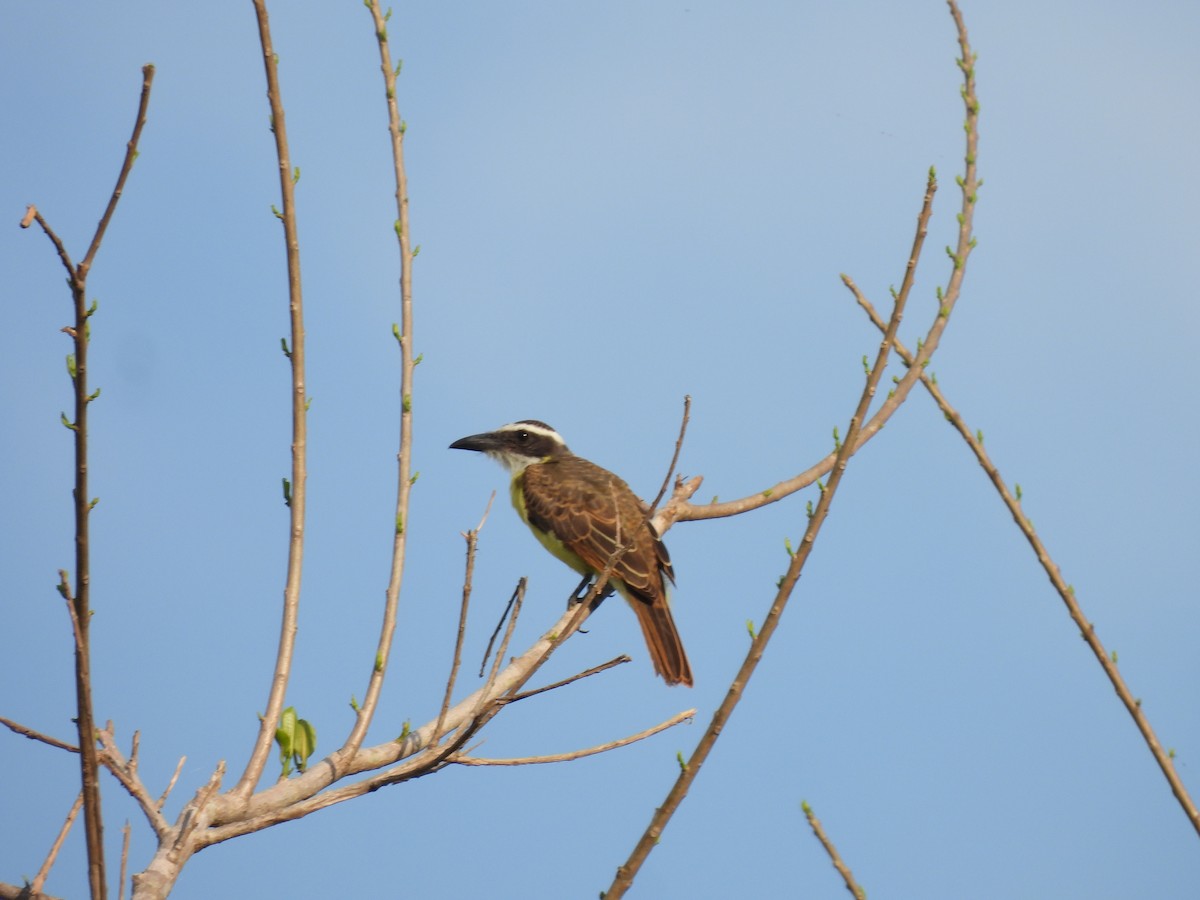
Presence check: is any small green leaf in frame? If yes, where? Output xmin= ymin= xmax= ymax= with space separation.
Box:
xmin=66 ymin=354 xmax=77 ymax=380
xmin=275 ymin=706 xmax=298 ymax=777
xmin=409 ymin=471 xmax=420 ymax=485
xmin=88 ymin=498 xmax=99 ymax=510
xmin=1014 ymin=483 xmax=1023 ymax=501
xmin=394 ymin=220 xmax=403 ymax=239
xmin=805 ymin=500 xmax=814 ymax=520
xmin=746 ymin=619 xmax=757 ymax=640
xmin=60 ymin=412 xmax=77 ymax=431
xmin=87 ymin=387 xmax=101 ymax=402
xmin=975 ymin=429 xmax=984 ymax=444
xmin=280 ymin=337 xmax=292 ymax=358
xmin=784 ymin=537 xmax=794 ymax=557
xmin=397 ymin=720 xmax=411 ymax=742
xmin=392 ymin=322 xmax=402 ymax=343
xmin=271 ymin=204 xmax=283 ymax=220
xmin=350 ymin=695 xmax=360 ymax=711
xmin=293 ymin=718 xmax=316 ymax=773
xmin=414 ymin=353 xmax=424 ymax=366
xmin=402 ymin=394 xmax=412 ymax=413
xmin=676 ymin=751 xmax=688 ymax=773
xmin=282 ymin=478 xmax=292 ymax=508
xmin=375 ymin=652 xmax=384 ymax=672
xmin=86 ymin=298 xmax=99 ymax=317
xmin=396 ymin=513 xmax=404 ymax=535
xmin=761 ymin=488 xmax=773 ymax=499
xmin=411 ymin=244 xmax=421 ymax=258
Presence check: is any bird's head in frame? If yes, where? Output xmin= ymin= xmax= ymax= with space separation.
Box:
xmin=449 ymin=420 xmax=570 ymax=474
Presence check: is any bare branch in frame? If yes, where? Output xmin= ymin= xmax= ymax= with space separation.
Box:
xmin=22 ymin=63 xmax=157 ymax=900
xmin=605 ymin=16 xmax=979 ymax=883
xmin=234 ymin=0 xmax=309 ymax=802
xmin=97 ymin=726 xmax=170 ymax=837
xmin=454 ymin=708 xmax=696 ymax=766
xmin=646 ymin=395 xmax=691 ymax=516
xmin=432 ymin=494 xmax=495 ymax=751
xmin=342 ymin=0 xmax=419 ymax=760
xmin=78 ymin=65 xmax=155 ymax=279
xmin=0 ymin=716 xmax=78 ymax=753
xmin=853 ymin=282 xmax=1200 ymax=838
xmin=118 ymin=821 xmax=131 ymax=900
xmin=478 ymin=578 xmax=525 ymax=678
xmin=506 ymin=655 xmax=632 ymax=703
xmin=156 ymin=756 xmax=187 ymax=812
xmin=30 ymin=792 xmax=83 ymax=895
xmin=803 ymin=802 xmax=866 ymax=899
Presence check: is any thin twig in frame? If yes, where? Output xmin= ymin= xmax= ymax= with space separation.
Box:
xmin=479 ymin=578 xmax=525 ymax=678
xmin=850 ymin=284 xmax=1200 ymax=838
xmin=156 ymin=756 xmax=187 ymax=811
xmin=484 ymin=580 xmax=529 ymax=696
xmin=0 ymin=716 xmax=78 ymax=753
xmin=96 ymin=726 xmax=170 ymax=837
xmin=803 ymin=802 xmax=866 ymax=899
xmin=118 ymin=820 xmax=131 ymax=900
xmin=646 ymin=395 xmax=691 ymax=516
xmin=29 ymin=792 xmax=83 ymax=895
xmin=234 ymin=0 xmax=309 ymax=802
xmin=506 ymin=655 xmax=632 ymax=702
xmin=454 ymin=708 xmax=696 ymax=766
xmin=342 ymin=0 xmax=418 ymax=760
xmin=433 ymin=494 xmax=495 ymax=750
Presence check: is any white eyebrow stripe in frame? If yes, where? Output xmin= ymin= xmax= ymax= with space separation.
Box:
xmin=497 ymin=421 xmax=564 ymax=443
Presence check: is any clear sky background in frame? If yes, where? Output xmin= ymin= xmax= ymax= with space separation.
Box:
xmin=3 ymin=2 xmax=1198 ymax=898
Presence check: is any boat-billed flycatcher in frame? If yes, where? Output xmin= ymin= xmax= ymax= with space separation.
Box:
xmin=450 ymin=420 xmax=693 ymax=687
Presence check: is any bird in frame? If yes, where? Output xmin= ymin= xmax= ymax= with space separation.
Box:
xmin=449 ymin=420 xmax=693 ymax=687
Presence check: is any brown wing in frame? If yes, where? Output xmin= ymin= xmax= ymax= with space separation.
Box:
xmin=522 ymin=456 xmax=692 ymax=686
xmin=522 ymin=456 xmax=664 ymax=599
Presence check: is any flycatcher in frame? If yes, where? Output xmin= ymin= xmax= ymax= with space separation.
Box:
xmin=450 ymin=420 xmax=693 ymax=687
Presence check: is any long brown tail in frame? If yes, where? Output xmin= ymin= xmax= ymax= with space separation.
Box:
xmin=629 ymin=598 xmax=693 ymax=687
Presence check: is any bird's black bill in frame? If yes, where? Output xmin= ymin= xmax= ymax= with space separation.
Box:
xmin=449 ymin=433 xmax=498 ymax=452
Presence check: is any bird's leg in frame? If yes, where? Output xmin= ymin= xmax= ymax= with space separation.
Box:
xmin=568 ymin=575 xmax=613 ymax=634
xmin=590 ymin=584 xmax=614 ymax=612
xmin=569 ymin=573 xmax=593 ymax=607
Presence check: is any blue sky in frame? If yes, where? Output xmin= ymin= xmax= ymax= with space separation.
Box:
xmin=3 ymin=2 xmax=1199 ymax=897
